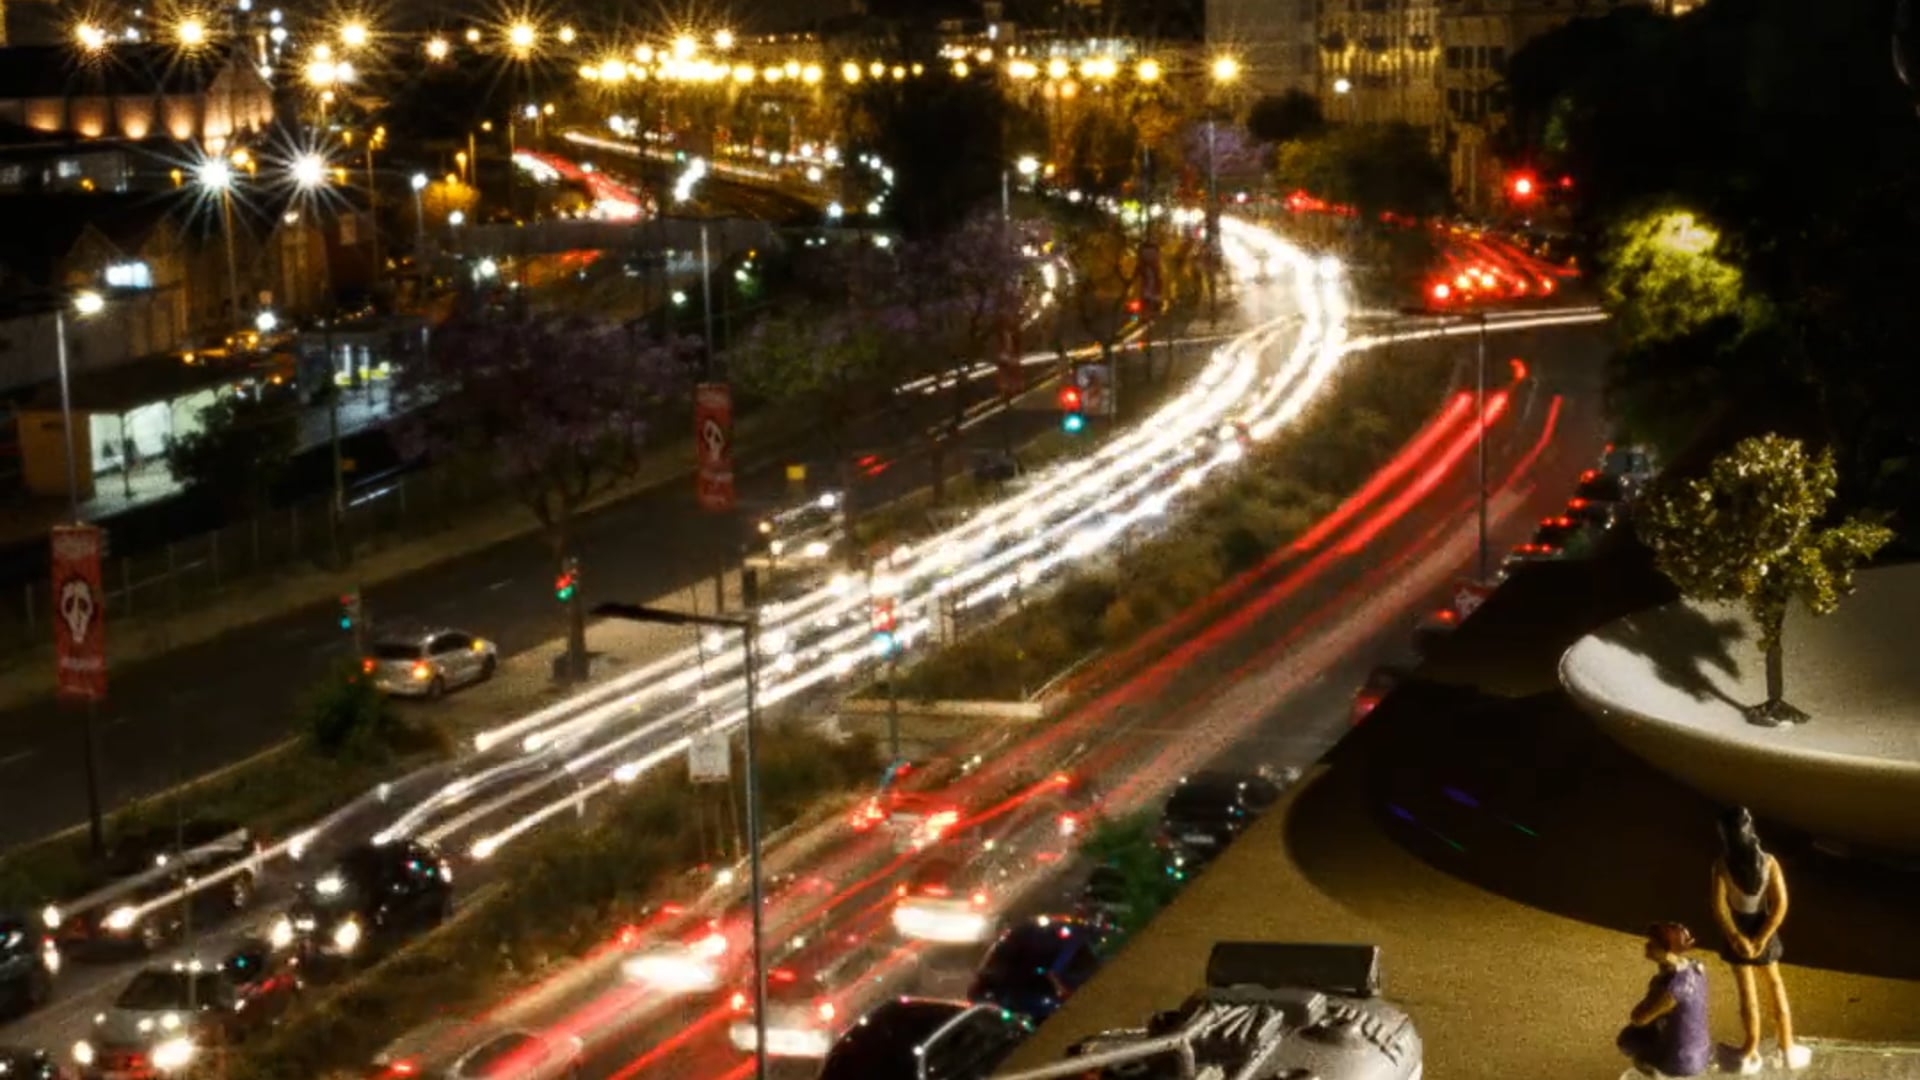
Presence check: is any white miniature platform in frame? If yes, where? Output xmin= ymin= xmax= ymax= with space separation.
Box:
xmin=1561 ymin=564 xmax=1920 ymax=853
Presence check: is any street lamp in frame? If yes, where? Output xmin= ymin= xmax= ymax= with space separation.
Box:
xmin=1211 ymin=55 xmax=1241 ymax=83
xmin=593 ymin=590 xmax=772 ymax=1080
xmin=507 ymin=20 xmax=536 ymax=55
xmin=175 ymin=16 xmax=207 ymax=48
xmin=713 ymin=28 xmax=734 ymax=50
xmin=254 ymin=310 xmax=277 ymax=333
xmin=338 ymin=20 xmax=368 ymax=49
xmin=425 ymin=36 xmax=449 ymax=60
xmin=195 ymin=159 xmax=243 ymax=332
xmin=1401 ymin=307 xmax=1491 ymax=580
xmin=56 ymin=287 xmax=108 ymax=855
xmin=410 ymin=173 xmax=429 ymax=260
xmin=1334 ymin=77 xmax=1353 ymax=94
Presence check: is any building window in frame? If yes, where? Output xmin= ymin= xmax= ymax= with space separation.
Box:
xmin=1474 ymin=45 xmax=1487 ymax=67
xmin=1447 ymin=88 xmax=1462 ymax=113
xmin=1489 ymin=45 xmax=1507 ymax=71
xmin=55 ymin=159 xmax=81 ymax=179
xmin=1445 ymin=46 xmax=1461 ymax=69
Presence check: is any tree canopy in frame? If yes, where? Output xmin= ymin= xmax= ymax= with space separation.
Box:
xmin=1504 ymin=0 xmax=1920 ymax=536
xmin=164 ymin=394 xmax=297 ymax=515
xmin=1637 ymin=434 xmax=1892 ymax=721
xmin=1246 ymin=90 xmax=1326 ymax=145
xmin=1271 ymin=123 xmax=1450 ymax=221
xmin=857 ymin=74 xmax=1010 ymax=239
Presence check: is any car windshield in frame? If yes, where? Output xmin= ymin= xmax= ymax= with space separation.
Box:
xmin=372 ymin=642 xmax=424 ymax=660
xmin=115 ymin=971 xmax=223 ymax=1010
xmin=981 ymin=930 xmax=1070 ymax=983
xmin=820 ymin=1002 xmax=964 ymax=1079
xmin=1165 ymin=779 xmax=1246 ymax=817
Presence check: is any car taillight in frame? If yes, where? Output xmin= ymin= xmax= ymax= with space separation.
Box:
xmin=410 ymin=661 xmax=432 ymax=680
xmin=361 ymin=658 xmax=376 ymax=674
xmin=387 ymin=1061 xmax=417 ymax=1076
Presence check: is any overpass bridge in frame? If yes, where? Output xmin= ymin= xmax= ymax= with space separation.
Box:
xmin=444 ymin=216 xmax=786 ymax=262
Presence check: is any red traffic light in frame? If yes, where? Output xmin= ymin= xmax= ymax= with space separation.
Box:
xmin=1125 ymin=298 xmax=1144 ymax=314
xmin=1058 ymin=386 xmax=1083 ymax=411
xmin=1508 ymin=171 xmax=1537 ymax=199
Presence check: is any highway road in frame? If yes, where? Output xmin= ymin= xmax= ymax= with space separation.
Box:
xmin=322 ymin=303 xmax=1612 ymax=1076
xmin=0 ymin=213 xmax=1608 ymax=1077
xmin=0 ymin=218 xmax=1300 ymax=1060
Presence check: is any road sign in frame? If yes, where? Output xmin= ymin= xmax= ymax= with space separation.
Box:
xmin=1454 ymin=580 xmax=1495 ymax=620
xmin=1078 ymin=363 xmax=1114 ymax=417
xmin=689 ymin=732 xmax=731 ymax=783
xmin=694 ymin=382 xmax=735 ymax=512
xmin=51 ymin=524 xmax=106 ymax=701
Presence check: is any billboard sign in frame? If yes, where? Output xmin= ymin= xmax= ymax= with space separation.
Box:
xmin=694 ymin=382 xmax=735 ymax=512
xmin=51 ymin=524 xmax=106 ymax=701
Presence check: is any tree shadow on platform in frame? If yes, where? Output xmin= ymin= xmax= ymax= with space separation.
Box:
xmin=1283 ymin=678 xmax=1920 ymax=981
xmin=1592 ymin=602 xmax=1748 ymax=709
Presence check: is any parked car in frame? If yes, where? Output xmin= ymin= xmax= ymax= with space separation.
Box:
xmin=365 ymin=628 xmax=498 ymax=699
xmin=0 ymin=1047 xmax=68 ymax=1080
xmin=72 ymin=942 xmax=298 ymax=1079
xmin=53 ymin=822 xmax=260 ymax=958
xmin=272 ymin=841 xmax=452 ymax=965
xmin=1598 ymin=444 xmax=1657 ymax=491
xmin=817 ymin=999 xmax=1028 ymax=1080
xmin=1352 ymin=665 xmax=1413 ymax=726
xmin=1504 ymin=514 xmax=1601 ymax=570
xmin=1158 ymin=771 xmax=1282 ymax=874
xmin=0 ymin=914 xmax=59 ymax=1015
xmin=1073 ymin=865 xmax=1133 ymax=928
xmin=366 ymin=1019 xmax=583 ymax=1079
xmin=968 ymin=917 xmax=1106 ymax=1023
xmin=1563 ymin=495 xmax=1619 ymax=532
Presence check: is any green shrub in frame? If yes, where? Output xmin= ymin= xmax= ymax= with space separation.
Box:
xmin=302 ymin=662 xmax=448 ymax=760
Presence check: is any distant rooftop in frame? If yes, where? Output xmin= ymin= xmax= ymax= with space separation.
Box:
xmin=0 ymin=43 xmax=246 ymax=99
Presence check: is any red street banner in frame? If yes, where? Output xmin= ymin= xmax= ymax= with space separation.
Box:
xmin=694 ymin=382 xmax=735 ymax=512
xmin=51 ymin=524 xmax=106 ymax=701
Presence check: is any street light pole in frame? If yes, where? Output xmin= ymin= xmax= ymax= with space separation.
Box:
xmin=700 ymin=224 xmax=715 ymax=371
xmin=56 ymin=291 xmax=107 ymax=855
xmin=592 ymin=592 xmax=770 ymax=1080
xmin=220 ymin=190 xmax=242 ymax=330
xmin=1475 ymin=310 xmax=1489 ymax=582
xmin=53 ymin=309 xmax=82 ymax=521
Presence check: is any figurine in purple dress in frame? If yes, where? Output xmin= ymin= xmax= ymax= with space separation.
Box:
xmin=1616 ymin=922 xmax=1711 ymax=1077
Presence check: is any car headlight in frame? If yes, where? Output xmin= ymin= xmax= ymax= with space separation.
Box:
xmin=72 ymin=1041 xmax=95 ymax=1066
xmin=331 ymin=918 xmax=363 ymax=953
xmin=768 ymin=539 xmax=785 ymax=556
xmin=41 ymin=939 xmax=61 ymax=975
xmin=269 ymin=915 xmax=295 ymax=950
xmin=42 ymin=905 xmax=62 ymax=930
xmin=103 ymin=906 xmax=139 ymax=932
xmin=150 ymin=1037 xmax=195 ymax=1071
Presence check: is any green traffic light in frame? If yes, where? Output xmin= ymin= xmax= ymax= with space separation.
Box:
xmin=339 ymin=617 xmax=352 ymax=630
xmin=1062 ymin=413 xmax=1086 ymax=434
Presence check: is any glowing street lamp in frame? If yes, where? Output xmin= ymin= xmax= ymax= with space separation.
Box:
xmin=712 ymin=28 xmax=733 ymax=50
xmin=1333 ymin=76 xmax=1353 ymax=94
xmin=176 ymin=16 xmax=207 ymax=47
xmin=508 ymin=20 xmax=536 ymax=55
xmin=290 ymin=152 xmax=327 ymax=190
xmin=841 ymin=61 xmax=860 ymax=83
xmin=1211 ymin=55 xmax=1241 ymax=83
xmin=1016 ymin=155 xmax=1040 ymax=177
xmin=338 ymin=21 xmax=368 ymax=48
xmin=425 ymin=36 xmax=449 ymax=60
xmin=672 ymin=34 xmax=697 ymax=59
xmin=1046 ymin=58 xmax=1069 ymax=80
xmin=1136 ymin=57 xmax=1161 ymax=82
xmin=801 ymin=63 xmax=822 ymax=84
xmin=195 ymin=159 xmax=243 ymax=334
xmin=75 ymin=22 xmax=108 ymax=51
xmin=557 ymin=24 xmax=576 ymax=44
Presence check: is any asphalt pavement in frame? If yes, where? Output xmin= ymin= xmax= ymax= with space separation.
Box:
xmin=212 ymin=310 xmax=1608 ymax=1080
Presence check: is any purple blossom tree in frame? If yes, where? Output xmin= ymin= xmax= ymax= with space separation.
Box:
xmin=395 ymin=314 xmax=693 ymax=682
xmin=900 ymin=215 xmax=1032 ymax=501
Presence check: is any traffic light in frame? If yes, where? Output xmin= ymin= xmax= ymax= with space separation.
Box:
xmin=871 ymin=598 xmax=897 ymax=655
xmin=1125 ymin=297 xmax=1144 ymax=319
xmin=338 ymin=591 xmax=361 ymax=631
xmin=1059 ymin=384 xmax=1085 ymax=434
xmin=1507 ymin=171 xmax=1538 ymax=201
xmin=554 ymin=558 xmax=580 ymax=603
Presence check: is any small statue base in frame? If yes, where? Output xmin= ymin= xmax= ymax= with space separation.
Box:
xmin=1742 ymin=699 xmax=1810 ymax=727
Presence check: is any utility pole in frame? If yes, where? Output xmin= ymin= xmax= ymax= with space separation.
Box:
xmin=1475 ymin=310 xmax=1489 ymax=582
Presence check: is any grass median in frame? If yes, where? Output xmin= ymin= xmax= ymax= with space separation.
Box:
xmin=228 ymin=726 xmax=876 ymax=1080
xmin=890 ymin=337 xmax=1455 ymax=703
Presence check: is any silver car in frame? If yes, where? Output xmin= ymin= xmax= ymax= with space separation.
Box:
xmin=365 ymin=629 xmax=497 ymax=699
xmin=368 ymin=1020 xmax=582 ymax=1080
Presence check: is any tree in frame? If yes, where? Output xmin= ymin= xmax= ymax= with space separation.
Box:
xmin=1246 ymin=90 xmax=1325 ymax=145
xmin=164 ymin=393 xmax=297 ymax=515
xmin=899 ymin=215 xmax=1030 ymax=501
xmin=857 ymin=75 xmax=1008 ymax=239
xmin=395 ymin=315 xmax=690 ymax=682
xmin=1637 ymin=435 xmax=1893 ymax=725
xmin=1272 ymin=123 xmax=1450 ymax=222
xmin=1600 ymin=208 xmax=1755 ymax=351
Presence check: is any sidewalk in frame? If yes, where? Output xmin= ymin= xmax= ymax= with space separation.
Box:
xmin=0 ymin=382 xmax=399 ymax=546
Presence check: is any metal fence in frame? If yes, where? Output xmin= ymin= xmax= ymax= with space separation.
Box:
xmin=0 ymin=462 xmax=510 ymax=658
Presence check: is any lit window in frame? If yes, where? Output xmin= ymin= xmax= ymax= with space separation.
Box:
xmin=105 ymin=262 xmax=153 ymax=289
